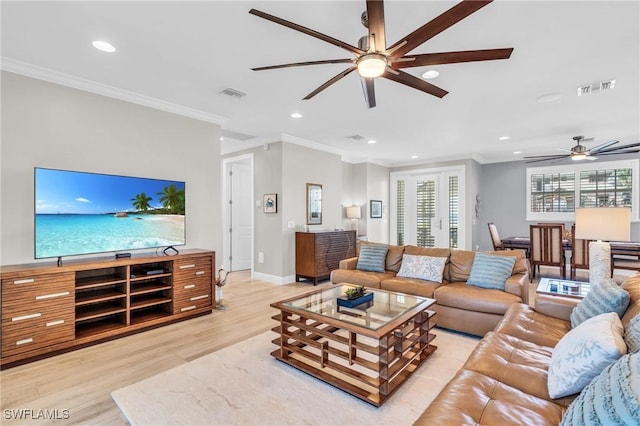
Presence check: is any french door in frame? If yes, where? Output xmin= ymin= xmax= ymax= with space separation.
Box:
xmin=391 ymin=167 xmax=464 ymax=249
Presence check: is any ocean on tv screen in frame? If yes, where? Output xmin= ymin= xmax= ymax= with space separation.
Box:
xmin=34 ymin=168 xmax=185 ymax=258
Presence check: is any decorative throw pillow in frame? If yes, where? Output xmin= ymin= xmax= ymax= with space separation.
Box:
xmin=560 ymin=351 xmax=640 ymax=426
xmin=548 ymin=312 xmax=627 ymax=399
xmin=570 ymin=278 xmax=630 ymax=328
xmin=466 ymin=252 xmax=516 ymax=290
xmin=625 ymin=315 xmax=640 ymax=353
xmin=356 ymin=244 xmax=389 ymax=273
xmin=397 ymin=254 xmax=447 ymax=283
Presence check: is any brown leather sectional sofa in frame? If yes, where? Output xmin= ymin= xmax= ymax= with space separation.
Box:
xmin=330 ymin=244 xmax=530 ymax=336
xmin=415 ymin=273 xmax=640 ymax=425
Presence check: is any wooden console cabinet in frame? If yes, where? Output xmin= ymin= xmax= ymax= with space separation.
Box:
xmin=0 ymin=249 xmax=214 ymax=368
xmin=295 ymin=230 xmax=356 ymax=284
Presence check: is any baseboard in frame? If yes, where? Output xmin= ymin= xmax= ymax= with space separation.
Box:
xmin=251 ymin=271 xmax=295 ymax=285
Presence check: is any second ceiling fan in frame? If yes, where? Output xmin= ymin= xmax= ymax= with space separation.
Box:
xmin=249 ymin=0 xmax=513 ymax=108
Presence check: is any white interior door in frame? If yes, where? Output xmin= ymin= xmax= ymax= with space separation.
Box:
xmin=229 ymin=159 xmax=252 ymax=271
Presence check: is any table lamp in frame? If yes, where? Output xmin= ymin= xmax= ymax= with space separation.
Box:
xmin=574 ymin=207 xmax=631 ymax=282
xmin=346 ymin=206 xmax=361 ymax=236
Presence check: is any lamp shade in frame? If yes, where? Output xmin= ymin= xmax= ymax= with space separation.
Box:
xmin=346 ymin=206 xmax=361 ymax=219
xmin=574 ymin=207 xmax=631 ymax=241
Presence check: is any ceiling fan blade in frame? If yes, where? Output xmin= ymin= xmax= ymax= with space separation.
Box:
xmin=303 ymin=67 xmax=356 ymax=100
xmin=366 ymin=0 xmax=386 ymax=51
xmin=593 ymin=142 xmax=640 ymax=153
xmin=524 ymin=156 xmax=569 ymax=164
xmin=523 ymin=154 xmax=569 ymax=159
xmin=387 ymin=0 xmax=493 ymax=59
xmin=393 ymin=48 xmax=513 ymax=68
xmin=360 ymin=76 xmax=376 ymax=108
xmin=382 ymin=69 xmax=448 ymax=98
xmin=249 ymin=9 xmax=364 ymax=56
xmin=589 ymin=140 xmax=619 ymax=153
xmin=252 ymin=59 xmax=354 ymax=71
xmin=597 ymin=149 xmax=640 ymax=156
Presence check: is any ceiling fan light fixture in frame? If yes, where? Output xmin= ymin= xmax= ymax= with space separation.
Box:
xmin=357 ymin=54 xmax=387 ymax=78
xmin=571 ymin=153 xmax=587 ymax=161
xmin=422 ymin=70 xmax=440 ymax=79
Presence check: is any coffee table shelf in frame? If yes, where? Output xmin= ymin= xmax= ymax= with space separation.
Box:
xmin=271 ymin=284 xmax=437 ymax=407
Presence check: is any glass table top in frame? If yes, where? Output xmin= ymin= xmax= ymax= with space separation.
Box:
xmin=281 ymin=285 xmax=434 ymax=331
xmin=537 ymin=278 xmax=590 ymax=299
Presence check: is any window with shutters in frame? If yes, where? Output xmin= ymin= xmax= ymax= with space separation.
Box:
xmin=526 ymin=159 xmax=638 ymax=222
xmin=390 ymin=166 xmax=465 ymax=248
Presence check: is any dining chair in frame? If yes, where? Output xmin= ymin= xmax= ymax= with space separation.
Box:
xmin=570 ymin=224 xmax=590 ymax=280
xmin=487 ymin=223 xmax=504 ymax=251
xmin=530 ymin=224 xmax=566 ymax=279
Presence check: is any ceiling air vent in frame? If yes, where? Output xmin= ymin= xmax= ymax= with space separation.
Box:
xmin=346 ymin=134 xmax=366 ymax=141
xmin=577 ymin=79 xmax=615 ymax=96
xmin=218 ymin=88 xmax=247 ymax=99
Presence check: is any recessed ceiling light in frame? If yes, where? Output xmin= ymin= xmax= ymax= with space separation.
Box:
xmin=513 ymin=151 xmax=522 ymax=155
xmin=92 ymin=40 xmax=116 ymax=53
xmin=220 ymin=137 xmax=224 ymax=141
xmin=411 ymin=155 xmax=419 ymax=159
xmin=499 ymin=136 xmax=510 ymax=141
xmin=537 ymin=93 xmax=561 ymax=103
xmin=290 ymin=112 xmax=303 ymax=119
xmin=367 ymin=140 xmax=376 ymax=144
xmin=422 ymin=70 xmax=439 ymax=79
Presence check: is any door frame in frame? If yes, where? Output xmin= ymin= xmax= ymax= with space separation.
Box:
xmin=390 ymin=165 xmax=466 ymax=249
xmin=222 ymin=153 xmax=254 ymax=272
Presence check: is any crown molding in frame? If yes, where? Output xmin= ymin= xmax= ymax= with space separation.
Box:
xmin=1 ymin=57 xmax=228 ymax=125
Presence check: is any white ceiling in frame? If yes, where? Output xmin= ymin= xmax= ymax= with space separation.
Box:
xmin=2 ymin=1 xmax=638 ymax=166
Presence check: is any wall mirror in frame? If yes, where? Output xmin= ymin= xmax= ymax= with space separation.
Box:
xmin=306 ymin=183 xmax=322 ymax=225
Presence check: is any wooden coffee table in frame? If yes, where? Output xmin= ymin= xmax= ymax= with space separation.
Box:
xmin=271 ymin=283 xmax=437 ymax=406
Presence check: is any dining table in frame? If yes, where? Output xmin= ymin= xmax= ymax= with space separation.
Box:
xmin=501 ymin=236 xmax=640 ymax=259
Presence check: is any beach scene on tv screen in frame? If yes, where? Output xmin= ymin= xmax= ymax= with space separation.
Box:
xmin=35 ymin=168 xmax=185 ymax=258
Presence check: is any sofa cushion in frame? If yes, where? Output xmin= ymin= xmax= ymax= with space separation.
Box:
xmin=548 ymin=312 xmax=626 ymax=399
xmin=448 ymin=249 xmax=527 ymax=283
xmin=379 ymin=277 xmax=440 ymax=299
xmin=329 ymin=269 xmax=394 ymax=289
xmin=625 ymin=315 xmax=640 ymax=353
xmin=397 ymin=254 xmax=446 ymax=282
xmin=404 ymin=246 xmax=451 ymax=279
xmin=494 ymin=303 xmax=571 ymax=348
xmin=356 ymin=244 xmax=388 ymax=272
xmin=435 ymin=283 xmax=521 ymax=315
xmin=560 ymin=351 xmax=640 ymax=426
xmin=467 ymin=252 xmax=517 ymax=290
xmin=413 ymin=369 xmax=566 ymax=426
xmin=570 ymin=278 xmax=630 ymax=328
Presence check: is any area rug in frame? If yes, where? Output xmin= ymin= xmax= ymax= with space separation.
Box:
xmin=112 ymin=329 xmax=478 ymax=426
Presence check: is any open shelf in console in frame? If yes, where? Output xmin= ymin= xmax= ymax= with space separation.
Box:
xmin=130 ymin=305 xmax=172 ymax=325
xmin=130 ymin=261 xmax=172 ymax=280
xmin=76 ymin=266 xmax=127 ymax=290
xmin=76 ymin=300 xmax=127 ymax=322
xmin=75 ymin=312 xmax=127 ymax=339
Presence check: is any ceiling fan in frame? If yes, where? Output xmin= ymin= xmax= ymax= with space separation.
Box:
xmin=524 ymin=136 xmax=640 ymax=163
xmin=249 ymin=0 xmax=513 ymax=108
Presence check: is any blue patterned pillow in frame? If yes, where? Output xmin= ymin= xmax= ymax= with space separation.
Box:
xmin=466 ymin=252 xmax=516 ymax=290
xmin=548 ymin=312 xmax=627 ymax=399
xmin=561 ymin=351 xmax=640 ymax=426
xmin=356 ymin=244 xmax=389 ymax=272
xmin=625 ymin=315 xmax=640 ymax=353
xmin=397 ymin=254 xmax=447 ymax=283
xmin=571 ymin=278 xmax=630 ymax=328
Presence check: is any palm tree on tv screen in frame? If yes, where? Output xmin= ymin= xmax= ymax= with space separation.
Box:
xmin=131 ymin=192 xmax=153 ymax=213
xmin=158 ymin=184 xmax=185 ymax=215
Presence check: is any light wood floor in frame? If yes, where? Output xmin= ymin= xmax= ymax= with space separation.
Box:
xmin=1 ymin=266 xmax=630 ymax=425
xmin=0 ymin=271 xmax=323 ymax=425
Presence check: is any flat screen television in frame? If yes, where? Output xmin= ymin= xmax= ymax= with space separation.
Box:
xmin=34 ymin=167 xmax=186 ymax=260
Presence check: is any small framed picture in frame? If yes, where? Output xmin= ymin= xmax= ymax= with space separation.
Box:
xmin=263 ymin=193 xmax=277 ymax=213
xmin=370 ymin=200 xmax=382 ymax=218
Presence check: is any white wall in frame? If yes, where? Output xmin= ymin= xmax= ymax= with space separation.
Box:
xmin=1 ymin=72 xmax=221 ymax=266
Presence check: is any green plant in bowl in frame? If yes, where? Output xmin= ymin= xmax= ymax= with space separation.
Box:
xmin=345 ymin=286 xmax=366 ymax=300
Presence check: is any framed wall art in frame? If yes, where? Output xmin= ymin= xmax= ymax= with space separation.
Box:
xmin=370 ymin=200 xmax=382 ymax=218
xmin=263 ymin=193 xmax=277 ymax=213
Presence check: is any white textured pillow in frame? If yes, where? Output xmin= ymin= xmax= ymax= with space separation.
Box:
xmin=548 ymin=312 xmax=627 ymax=399
xmin=397 ymin=254 xmax=446 ymax=283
